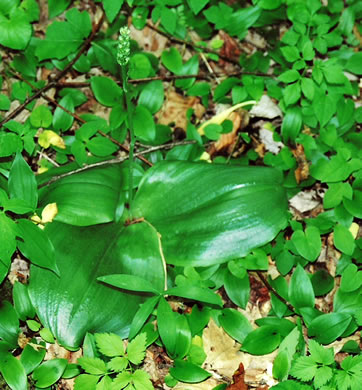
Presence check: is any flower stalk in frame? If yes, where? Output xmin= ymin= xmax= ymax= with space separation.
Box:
xmin=117 ymin=27 xmax=135 ymax=214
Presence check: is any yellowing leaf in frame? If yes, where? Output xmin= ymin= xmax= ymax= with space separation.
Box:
xmin=198 ymin=101 xmax=256 ymax=135
xmin=199 ymin=152 xmax=211 ymax=162
xmin=37 ymin=166 xmax=48 ymax=174
xmin=38 ymin=130 xmax=66 ymax=149
xmin=41 ymin=203 xmax=58 ymax=224
xmin=31 ymin=215 xmax=42 ymax=224
xmin=349 ymin=222 xmax=359 ymax=239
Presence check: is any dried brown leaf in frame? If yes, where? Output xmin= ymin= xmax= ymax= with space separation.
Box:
xmin=157 ymin=91 xmax=205 ymax=130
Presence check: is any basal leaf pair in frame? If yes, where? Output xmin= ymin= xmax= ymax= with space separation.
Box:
xmin=29 ymin=161 xmax=289 ymax=349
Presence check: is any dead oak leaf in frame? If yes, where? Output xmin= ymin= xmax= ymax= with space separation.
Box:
xmin=157 ymin=91 xmax=205 ymax=131
xmin=203 ymin=319 xmax=244 ymax=379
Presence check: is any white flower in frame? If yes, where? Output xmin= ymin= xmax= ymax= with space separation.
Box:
xmin=117 ymin=26 xmax=131 ymax=66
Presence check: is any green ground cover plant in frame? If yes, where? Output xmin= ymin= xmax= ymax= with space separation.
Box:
xmin=0 ymin=0 xmax=361 ymax=389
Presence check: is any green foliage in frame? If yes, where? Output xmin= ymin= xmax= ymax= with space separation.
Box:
xmin=0 ymin=0 xmax=361 ymax=388
xmin=75 ymin=332 xmax=152 ymax=390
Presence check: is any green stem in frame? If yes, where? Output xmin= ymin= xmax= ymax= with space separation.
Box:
xmin=122 ymin=65 xmax=135 ymax=216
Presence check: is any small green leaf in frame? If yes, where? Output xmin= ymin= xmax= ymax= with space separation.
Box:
xmin=165 ymin=285 xmax=223 ymax=306
xmin=278 ymin=69 xmax=300 ymax=83
xmin=281 ymin=46 xmax=300 ymax=62
xmin=129 ymin=53 xmax=151 ymax=79
xmin=133 ymin=105 xmax=156 ymax=143
xmin=26 ymin=320 xmax=41 ymax=332
xmin=32 ymin=358 xmax=67 ymax=388
xmin=302 ymin=40 xmax=315 ymax=61
xmin=128 ymin=296 xmax=161 ymax=340
xmin=132 ymin=369 xmax=154 ymax=390
xmin=292 ymin=226 xmax=321 ymax=262
xmin=219 ymin=308 xmax=253 ymax=343
xmin=53 ymin=94 xmax=75 ymax=132
xmin=102 ymin=0 xmax=124 ymax=23
xmin=48 ymin=0 xmax=71 ymax=18
xmin=30 ymin=105 xmax=53 ymax=128
xmin=20 ymin=341 xmax=46 ymax=375
xmin=39 ymin=327 xmax=55 ymax=343
xmin=77 ymin=357 xmax=107 ymax=375
xmin=224 ymin=271 xmax=250 ymax=309
xmin=13 ymin=281 xmax=35 ymax=321
xmin=8 ymin=153 xmax=37 ymax=210
xmin=340 ymin=264 xmax=362 ymax=293
xmin=273 ymin=349 xmax=290 ymax=381
xmin=324 ymin=182 xmax=353 ymax=209
xmin=323 ymin=64 xmax=346 ymax=84
xmin=74 ymin=374 xmax=99 ymax=390
xmin=289 ymin=265 xmax=315 ymax=310
xmin=138 ymin=80 xmax=164 ymax=114
xmin=17 ymin=219 xmax=58 ymax=275
xmin=161 ymin=6 xmax=177 ymax=34
xmin=187 ymin=0 xmax=209 ymax=15
xmin=113 ymin=371 xmax=132 ymax=388
xmin=161 ymin=47 xmax=183 ymax=74
xmin=0 ymin=301 xmax=19 ymax=347
xmin=157 ymin=297 xmax=177 ymax=357
xmin=283 ymin=82 xmax=301 ymax=106
xmin=241 ymin=326 xmax=281 ymax=355
xmin=281 ymin=106 xmax=302 ymax=142
xmin=95 ymin=333 xmax=125 ymax=357
xmin=345 ymin=52 xmax=362 ymax=75
xmin=0 ymin=213 xmax=17 ymax=269
xmin=0 ymin=8 xmax=32 ymax=50
xmin=91 ymin=76 xmax=123 ymax=107
xmin=308 ymin=312 xmax=352 ymax=344
xmin=0 ymin=353 xmax=27 ymax=390
xmin=98 ymin=274 xmax=161 ymax=295
xmin=334 ymin=224 xmax=355 ymax=256
xmin=87 ymin=137 xmax=118 ymax=157
xmin=308 ymin=339 xmax=334 ymax=365
xmin=170 ymin=360 xmax=211 ymax=383
xmin=310 ymin=270 xmax=334 ymax=296
xmin=0 ymin=133 xmax=22 ymax=157
xmin=107 ymin=356 xmax=128 ymax=372
xmin=290 ymin=356 xmax=317 ymax=381
xmin=95 ymin=375 xmax=112 ymax=390
xmin=204 ymin=123 xmax=222 ymax=140
xmin=127 ymin=333 xmax=146 ymax=365
xmin=35 ymin=8 xmax=91 ymax=60
xmin=301 ymin=77 xmax=315 ymax=100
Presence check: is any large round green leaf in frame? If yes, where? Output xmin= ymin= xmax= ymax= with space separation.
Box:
xmin=28 ymin=221 xmax=165 ymax=350
xmin=132 ymin=161 xmax=288 ymax=266
xmin=38 ymin=165 xmax=122 ymax=226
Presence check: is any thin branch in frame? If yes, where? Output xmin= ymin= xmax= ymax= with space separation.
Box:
xmin=54 ymin=69 xmax=274 ymax=89
xmin=255 ymin=270 xmax=297 ymax=315
xmin=146 ymin=22 xmax=241 ymax=66
xmin=39 ymin=140 xmax=198 ymax=187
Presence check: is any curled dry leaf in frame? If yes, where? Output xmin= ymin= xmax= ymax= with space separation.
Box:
xmin=157 ymin=90 xmax=205 ymax=130
xmin=258 ymin=127 xmax=284 ymax=154
xmin=250 ymin=95 xmax=282 ymax=120
xmin=198 ymin=101 xmax=255 ymax=135
xmin=292 ymin=144 xmax=309 ymax=183
xmin=219 ymin=31 xmax=241 ymax=62
xmin=289 ymin=191 xmax=320 ymax=214
xmin=225 ymin=363 xmax=248 ymax=390
xmin=208 ymin=111 xmax=247 ymax=156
